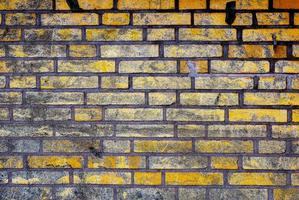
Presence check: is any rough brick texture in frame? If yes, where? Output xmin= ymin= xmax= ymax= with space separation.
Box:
xmin=0 ymin=0 xmax=298 ymax=199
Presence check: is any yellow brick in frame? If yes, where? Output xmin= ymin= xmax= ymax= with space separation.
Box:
xmin=274 ymin=0 xmax=299 ymax=9
xmin=0 ymin=92 xmax=22 ymax=104
xmin=0 ymin=29 xmax=21 ymax=41
xmin=102 ymin=13 xmax=130 ymax=25
xmin=147 ymin=29 xmax=175 ymax=41
xmin=0 ymin=46 xmax=5 ymax=57
xmin=149 ymin=92 xmax=176 ymax=105
xmin=74 ymin=108 xmax=102 ymax=121
xmin=101 ymin=76 xmax=128 ymax=89
xmin=292 ymin=78 xmax=299 ymax=89
xmin=166 ymin=172 xmax=223 ymax=185
xmin=43 ymin=140 xmax=100 ymax=152
xmin=105 ymin=108 xmax=163 ymax=121
xmin=86 ymin=29 xmax=142 ymax=41
xmin=0 ymin=156 xmax=23 ymax=168
xmin=6 ymin=13 xmax=36 ymax=25
xmin=229 ymin=109 xmax=287 ymax=122
xmin=88 ymin=156 xmax=145 ymax=169
xmin=274 ymin=189 xmax=299 ymax=200
xmin=58 ymin=60 xmax=115 ymax=73
xmin=119 ymin=60 xmax=177 ymax=73
xmin=56 ymin=0 xmax=113 ymax=10
xmin=258 ymin=76 xmax=286 ymax=89
xmin=293 ymin=110 xmax=299 ymax=122
xmin=10 ymin=76 xmax=36 ymax=88
xmin=87 ymin=92 xmax=144 ymax=105
xmin=293 ymin=45 xmax=299 ymax=57
xmin=9 ymin=45 xmax=66 ymax=57
xmin=196 ymin=77 xmax=253 ymax=89
xmin=0 ymin=108 xmax=9 ymax=120
xmin=292 ymin=174 xmax=299 ymax=186
xmin=293 ymin=14 xmax=299 ymax=25
xmin=244 ymin=93 xmax=299 ymax=105
xmin=180 ymin=28 xmax=237 ymax=41
xmin=243 ymin=29 xmax=299 ymax=41
xmin=0 ymin=0 xmax=52 ymax=10
xmin=41 ymin=13 xmax=98 ymax=25
xmin=272 ymin=125 xmax=299 ymax=138
xmin=194 ymin=13 xmax=252 ymax=25
xmin=165 ymin=45 xmax=222 ymax=58
xmin=229 ymin=173 xmax=286 ymax=186
xmin=28 ymin=156 xmax=83 ymax=168
xmin=259 ymin=141 xmax=286 ymax=153
xmin=167 ymin=109 xmax=224 ymax=122
xmin=101 ymin=45 xmax=159 ymax=58
xmin=211 ymin=157 xmax=238 ymax=169
xmin=134 ymin=140 xmax=192 ymax=153
xmin=210 ymin=0 xmax=268 ymax=9
xmin=133 ymin=77 xmax=190 ymax=89
xmin=69 ymin=45 xmax=96 ymax=57
xmin=276 ymin=61 xmax=299 ymax=73
xmin=40 ymin=76 xmax=98 ymax=89
xmin=179 ymin=0 xmax=206 ymax=9
xmin=118 ymin=0 xmax=174 ymax=9
xmin=133 ymin=13 xmax=190 ymax=25
xmin=257 ymin=13 xmax=289 ymax=25
xmin=228 ymin=45 xmax=286 ymax=58
xmin=134 ymin=172 xmax=161 ymax=185
xmin=196 ymin=140 xmax=253 ymax=153
xmin=211 ymin=60 xmax=269 ymax=73
xmin=180 ymin=60 xmax=208 ymax=73
xmin=180 ymin=93 xmax=238 ymax=106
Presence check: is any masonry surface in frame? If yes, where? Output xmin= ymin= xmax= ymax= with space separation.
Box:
xmin=0 ymin=0 xmax=298 ymax=199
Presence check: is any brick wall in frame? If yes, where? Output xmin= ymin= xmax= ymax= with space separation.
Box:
xmin=0 ymin=0 xmax=298 ymax=199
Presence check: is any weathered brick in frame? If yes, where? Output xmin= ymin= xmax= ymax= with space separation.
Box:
xmin=8 ymin=45 xmax=66 ymax=57
xmin=116 ymin=124 xmax=174 ymax=137
xmin=133 ymin=77 xmax=191 ymax=89
xmin=0 ymin=187 xmax=52 ymax=200
xmin=41 ymin=76 xmax=98 ymax=89
xmin=120 ymin=60 xmax=177 ymax=73
xmin=275 ymin=61 xmax=299 ymax=73
xmin=56 ymin=0 xmax=113 ymax=10
xmin=0 ymin=46 xmax=5 ymax=57
xmin=196 ymin=77 xmax=253 ymax=89
xmin=86 ymin=29 xmax=142 ymax=41
xmin=243 ymin=29 xmax=299 ymax=41
xmin=10 ymin=140 xmax=40 ymax=152
xmin=0 ymin=0 xmax=52 ymax=10
xmin=194 ymin=13 xmax=252 ymax=25
xmin=134 ymin=172 xmax=161 ymax=185
xmin=102 ymin=13 xmax=130 ymax=25
xmin=69 ymin=45 xmax=96 ymax=57
xmin=293 ymin=110 xmax=299 ymax=122
xmin=259 ymin=140 xmax=286 ymax=153
xmin=149 ymin=92 xmax=176 ymax=105
xmin=211 ymin=60 xmax=269 ymax=73
xmin=28 ymin=156 xmax=83 ymax=168
xmin=229 ymin=109 xmax=287 ymax=122
xmin=257 ymin=12 xmax=289 ymax=25
xmin=164 ymin=45 xmax=222 ymax=57
xmin=0 ymin=125 xmax=53 ymax=137
xmin=103 ymin=140 xmax=130 ymax=153
xmin=133 ymin=13 xmax=190 ymax=25
xmin=179 ymin=189 xmax=206 ymax=200
xmin=74 ymin=172 xmax=131 ymax=184
xmin=118 ymin=0 xmax=174 ymax=9
xmin=291 ymin=77 xmax=299 ymax=89
xmin=228 ymin=45 xmax=286 ymax=58
xmin=179 ymin=0 xmax=206 ymax=9
xmin=58 ymin=60 xmax=115 ymax=73
xmin=0 ymin=156 xmax=23 ymax=168
xmin=274 ymin=189 xmax=299 ymax=200
xmin=55 ymin=124 xmax=113 ymax=137
xmin=180 ymin=60 xmax=208 ymax=73
xmin=101 ymin=45 xmax=159 ymax=57
xmin=74 ymin=108 xmax=102 ymax=121
xmin=43 ymin=139 xmax=100 ymax=152
xmin=25 ymin=29 xmax=82 ymax=41
xmin=196 ymin=140 xmax=253 ymax=153
xmin=258 ymin=76 xmax=286 ymax=89
xmin=0 ymin=172 xmax=8 ymax=184
xmin=105 ymin=108 xmax=162 ymax=121
xmin=166 ymin=172 xmax=223 ymax=185
xmin=0 ymin=92 xmax=22 ymax=104
xmin=180 ymin=28 xmax=237 ymax=41
xmin=243 ymin=157 xmax=299 ymax=170
xmin=5 ymin=13 xmax=36 ymax=25
xmin=208 ymin=125 xmax=267 ymax=138
xmin=210 ymin=0 xmax=268 ymax=9
xmin=0 ymin=76 xmax=7 ymax=88
xmin=211 ymin=157 xmax=238 ymax=169
xmin=117 ymin=188 xmax=175 ymax=200
xmin=101 ymin=76 xmax=128 ymax=89
xmin=0 ymin=60 xmax=54 ymax=73
xmin=177 ymin=125 xmax=206 ymax=137
xmin=134 ymin=140 xmax=192 ymax=153
xmin=0 ymin=108 xmax=9 ymax=120
xmin=88 ymin=92 xmax=144 ymax=105
xmin=209 ymin=189 xmax=268 ymax=200
xmin=147 ymin=29 xmax=175 ymax=41
xmin=272 ymin=125 xmax=299 ymax=138
xmin=180 ymin=93 xmax=238 ymax=106
xmin=41 ymin=13 xmax=99 ymax=25
xmin=12 ymin=171 xmax=69 ymax=184
xmin=10 ymin=76 xmax=36 ymax=88
xmin=292 ymin=174 xmax=299 ymax=185
xmin=293 ymin=45 xmax=299 ymax=57
xmin=0 ymin=29 xmax=21 ymax=41
xmin=88 ymin=156 xmax=145 ymax=169
xmin=167 ymin=109 xmax=224 ymax=121
xmin=228 ymin=173 xmax=286 ymax=185
xmin=244 ymin=93 xmax=299 ymax=105
xmin=149 ymin=156 xmax=208 ymax=169
xmin=26 ymin=92 xmax=84 ymax=105
xmin=13 ymin=108 xmax=71 ymax=121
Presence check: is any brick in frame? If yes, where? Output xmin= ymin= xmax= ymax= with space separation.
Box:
xmin=134 ymin=172 xmax=161 ymax=185
xmin=133 ymin=77 xmax=190 ymax=89
xmin=164 ymin=45 xmax=222 ymax=58
xmin=243 ymin=157 xmax=299 ymax=170
xmin=180 ymin=93 xmax=238 ymax=106
xmin=0 ymin=46 xmax=5 ymax=57
xmin=88 ymin=156 xmax=145 ymax=169
xmin=133 ymin=13 xmax=190 ymax=25
xmin=257 ymin=13 xmax=289 ymax=25
xmin=105 ymin=108 xmax=163 ymax=121
xmin=166 ymin=172 xmax=223 ymax=185
xmin=74 ymin=108 xmax=102 ymax=121
xmin=10 ymin=140 xmax=40 ymax=152
xmin=5 ymin=13 xmax=36 ymax=25
xmin=88 ymin=92 xmax=144 ymax=105
xmin=0 ymin=92 xmax=22 ymax=104
xmin=0 ymin=60 xmax=54 ymax=73
xmin=58 ymin=60 xmax=115 ymax=73
xmin=276 ymin=61 xmax=299 ymax=73
xmin=25 ymin=29 xmax=82 ymax=41
xmin=208 ymin=125 xmax=267 ymax=138
xmin=196 ymin=140 xmax=253 ymax=153
xmin=179 ymin=0 xmax=206 ymax=9
xmin=149 ymin=92 xmax=176 ymax=105
xmin=10 ymin=76 xmax=36 ymax=89
xmin=12 ymin=171 xmax=69 ymax=184
xmin=147 ymin=28 xmax=175 ymax=41
xmin=102 ymin=13 xmax=130 ymax=25
xmin=0 ymin=0 xmax=52 ymax=10
xmin=229 ymin=109 xmax=287 ymax=122
xmin=118 ymin=0 xmax=174 ymax=10
xmin=211 ymin=157 xmax=238 ymax=169
xmin=179 ymin=189 xmax=206 ymax=200
xmin=209 ymin=189 xmax=268 ymax=200
xmin=0 ymin=141 xmax=8 ymax=152
xmin=244 ymin=93 xmax=299 ymax=105
xmin=243 ymin=29 xmax=299 ymax=41
xmin=0 ymin=76 xmax=6 ymax=88
xmin=259 ymin=76 xmax=286 ymax=89
xmin=180 ymin=28 xmax=237 ymax=41
xmin=196 ymin=77 xmax=253 ymax=89
xmin=56 ymin=0 xmax=113 ymax=10
xmin=41 ymin=76 xmax=98 ymax=89
xmin=43 ymin=140 xmax=100 ymax=152
xmin=228 ymin=173 xmax=286 ymax=185
xmin=292 ymin=174 xmax=299 ymax=185
xmin=228 ymin=45 xmax=286 ymax=58
xmin=0 ymin=108 xmax=9 ymax=120
xmin=74 ymin=172 xmax=131 ymax=184
xmin=28 ymin=156 xmax=83 ymax=168
xmin=55 ymin=124 xmax=113 ymax=137
xmin=167 ymin=109 xmax=224 ymax=121
xmin=0 ymin=156 xmax=23 ymax=168
xmin=272 ymin=125 xmax=299 ymax=138
xmin=41 ymin=13 xmax=99 ymax=25
xmin=119 ymin=60 xmax=177 ymax=74
xmin=8 ymin=45 xmax=66 ymax=57
xmin=149 ymin=156 xmax=208 ymax=169
xmin=211 ymin=60 xmax=269 ymax=73
xmin=0 ymin=188 xmax=52 ymax=200
xmin=115 ymin=124 xmax=174 ymax=137
xmin=274 ymin=0 xmax=299 ymax=9
xmin=117 ymin=188 xmax=175 ymax=200
xmin=103 ymin=140 xmax=130 ymax=153
xmin=293 ymin=45 xmax=299 ymax=57
xmin=210 ymin=0 xmax=268 ymax=9
xmin=0 ymin=125 xmax=53 ymax=137
xmin=0 ymin=172 xmax=7 ymax=184
xmin=86 ymin=29 xmax=142 ymax=41
xmin=13 ymin=108 xmax=71 ymax=121
xmin=180 ymin=60 xmax=208 ymax=73
xmin=101 ymin=45 xmax=159 ymax=57
xmin=134 ymin=140 xmax=192 ymax=153
xmin=26 ymin=92 xmax=84 ymax=105
xmin=292 ymin=78 xmax=299 ymax=89
xmin=69 ymin=45 xmax=96 ymax=57
xmin=293 ymin=110 xmax=299 ymax=122
xmin=194 ymin=13 xmax=252 ymax=25
xmin=259 ymin=140 xmax=286 ymax=153
xmin=0 ymin=29 xmax=21 ymax=41
xmin=101 ymin=76 xmax=128 ymax=89
xmin=177 ymin=125 xmax=206 ymax=137
xmin=274 ymin=189 xmax=299 ymax=200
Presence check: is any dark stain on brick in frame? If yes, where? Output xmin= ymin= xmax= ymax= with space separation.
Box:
xmin=225 ymin=1 xmax=236 ymax=25
xmin=66 ymin=0 xmax=83 ymax=11
xmin=89 ymin=146 xmax=102 ymax=158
